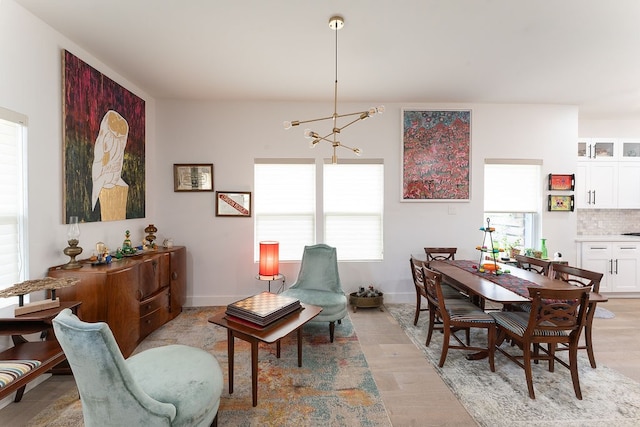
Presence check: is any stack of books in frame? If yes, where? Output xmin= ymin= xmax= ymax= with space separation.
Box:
xmin=226 ymin=291 xmax=301 ymax=328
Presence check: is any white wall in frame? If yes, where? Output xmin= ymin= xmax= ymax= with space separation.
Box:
xmin=156 ymin=101 xmax=579 ymax=305
xmin=579 ymin=119 xmax=640 ymax=138
xmin=1 ymin=0 xmax=158 ymax=286
xmin=3 ymin=0 xmax=580 ymax=311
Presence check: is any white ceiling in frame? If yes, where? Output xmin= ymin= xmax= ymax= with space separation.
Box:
xmin=15 ymin=0 xmax=640 ymax=119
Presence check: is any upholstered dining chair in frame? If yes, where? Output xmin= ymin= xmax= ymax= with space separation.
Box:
xmin=410 ymin=256 xmax=466 ymax=325
xmin=281 ymin=244 xmax=347 ymax=342
xmin=490 ymin=287 xmax=590 ymax=399
xmin=422 ymin=266 xmax=496 ymax=370
xmin=52 ymin=309 xmax=223 ymax=427
xmin=551 ymin=263 xmax=604 ymax=368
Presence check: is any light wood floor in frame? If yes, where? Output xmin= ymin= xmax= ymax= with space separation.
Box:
xmin=2 ymin=299 xmax=639 ymax=426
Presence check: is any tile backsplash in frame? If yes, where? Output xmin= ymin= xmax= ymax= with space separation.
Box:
xmin=577 ymin=209 xmax=640 ymax=235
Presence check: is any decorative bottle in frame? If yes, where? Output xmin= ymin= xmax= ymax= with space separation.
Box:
xmin=540 ymin=238 xmax=548 ymax=259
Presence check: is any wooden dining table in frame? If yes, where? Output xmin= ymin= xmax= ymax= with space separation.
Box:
xmin=429 ymin=259 xmax=608 ymax=365
xmin=429 ymin=260 xmax=608 ymax=306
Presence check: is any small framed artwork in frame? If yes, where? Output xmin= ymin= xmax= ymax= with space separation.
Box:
xmin=173 ymin=164 xmax=214 ymax=192
xmin=548 ymin=195 xmax=574 ymax=211
xmin=216 ymin=191 xmax=251 ymax=217
xmin=548 ymin=174 xmax=575 ymax=191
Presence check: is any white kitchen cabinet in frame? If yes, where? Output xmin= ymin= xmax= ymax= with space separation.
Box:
xmin=619 ymin=139 xmax=640 ymax=161
xmin=578 ymin=139 xmax=616 ymax=160
xmin=575 ymin=162 xmax=617 ymax=209
xmin=617 ymin=163 xmax=640 ymax=208
xmin=579 ymin=241 xmax=640 ymax=293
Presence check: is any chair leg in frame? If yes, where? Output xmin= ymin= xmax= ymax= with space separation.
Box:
xmin=425 ymin=305 xmax=436 ymax=346
xmin=414 ymin=291 xmax=422 ymax=325
xmin=523 ymin=344 xmax=536 ymax=399
xmin=569 ymin=342 xmax=583 ymax=400
xmin=487 ymin=325 xmax=496 ymax=372
xmin=584 ymin=311 xmax=597 ymax=368
xmin=329 ymin=321 xmax=335 ymax=343
xmin=438 ymin=328 xmax=450 ymax=367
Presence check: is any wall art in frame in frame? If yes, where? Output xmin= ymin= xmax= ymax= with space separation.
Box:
xmin=173 ymin=164 xmax=214 ymax=192
xmin=548 ymin=173 xmax=575 ymax=191
xmin=548 ymin=195 xmax=574 ymax=211
xmin=216 ymin=191 xmax=252 ymax=217
xmin=401 ymin=109 xmax=471 ymax=201
xmin=63 ymin=49 xmax=146 ymax=223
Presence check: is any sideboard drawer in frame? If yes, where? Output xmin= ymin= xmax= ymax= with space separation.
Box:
xmin=139 ymin=289 xmax=169 ymax=339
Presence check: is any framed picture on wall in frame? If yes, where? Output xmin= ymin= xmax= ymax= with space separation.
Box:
xmin=173 ymin=164 xmax=214 ymax=192
xmin=548 ymin=174 xmax=575 ymax=191
xmin=215 ymin=191 xmax=251 ymax=217
xmin=401 ymin=109 xmax=471 ymax=201
xmin=548 ymin=195 xmax=574 ymax=211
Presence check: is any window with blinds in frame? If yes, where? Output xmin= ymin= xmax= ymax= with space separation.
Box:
xmin=324 ymin=161 xmax=384 ymax=260
xmin=483 ymin=159 xmax=541 ymax=249
xmin=254 ymin=160 xmax=316 ymax=261
xmin=0 ymin=108 xmax=27 ymax=307
xmin=254 ymin=159 xmax=384 ymax=262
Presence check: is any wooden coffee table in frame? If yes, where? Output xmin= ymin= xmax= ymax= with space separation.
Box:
xmin=208 ymin=303 xmax=322 ymax=406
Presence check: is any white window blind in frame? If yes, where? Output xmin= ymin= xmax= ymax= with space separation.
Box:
xmin=323 ymin=162 xmax=384 ymax=260
xmin=0 ymin=108 xmax=27 ymax=307
xmin=254 ymin=161 xmax=315 ymax=261
xmin=484 ymin=160 xmax=542 ymax=212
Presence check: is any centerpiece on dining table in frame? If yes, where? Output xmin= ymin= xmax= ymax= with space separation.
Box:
xmin=475 ymin=218 xmax=505 ymax=275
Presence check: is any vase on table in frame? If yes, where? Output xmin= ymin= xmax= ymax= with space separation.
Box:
xmin=540 ymin=238 xmax=548 ymax=259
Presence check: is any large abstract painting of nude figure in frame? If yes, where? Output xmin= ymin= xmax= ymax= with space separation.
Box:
xmin=63 ymin=49 xmax=145 ymax=223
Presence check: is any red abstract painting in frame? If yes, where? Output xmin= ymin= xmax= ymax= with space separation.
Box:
xmin=402 ymin=110 xmax=470 ymax=201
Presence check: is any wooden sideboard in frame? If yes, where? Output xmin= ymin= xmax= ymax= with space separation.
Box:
xmin=47 ymin=246 xmax=187 ymax=357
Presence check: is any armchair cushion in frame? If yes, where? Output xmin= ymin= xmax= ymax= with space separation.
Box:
xmin=281 ymin=288 xmax=347 ymax=322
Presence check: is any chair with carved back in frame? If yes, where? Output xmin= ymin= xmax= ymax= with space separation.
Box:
xmin=508 ymin=255 xmax=553 ymax=312
xmin=490 ymin=287 xmax=590 ymax=399
xmin=422 ymin=266 xmax=496 ymax=370
xmin=410 ymin=256 xmax=466 ymax=326
xmin=515 ymin=254 xmax=551 ymax=276
xmin=424 ymin=247 xmax=457 ymax=263
xmin=550 ymin=263 xmax=604 ymax=369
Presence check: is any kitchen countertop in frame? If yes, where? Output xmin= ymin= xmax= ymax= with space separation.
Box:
xmin=576 ymin=235 xmax=640 ymax=242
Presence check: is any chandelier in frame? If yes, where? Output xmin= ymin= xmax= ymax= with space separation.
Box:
xmin=284 ymin=16 xmax=384 ymax=164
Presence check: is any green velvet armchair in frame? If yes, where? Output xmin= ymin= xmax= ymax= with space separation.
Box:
xmin=52 ymin=309 xmax=223 ymax=427
xmin=281 ymin=244 xmax=347 ymax=342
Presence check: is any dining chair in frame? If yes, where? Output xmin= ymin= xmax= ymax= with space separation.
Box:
xmin=550 ymin=263 xmax=604 ymax=369
xmin=490 ymin=287 xmax=590 ymax=399
xmin=410 ymin=256 xmax=467 ymax=325
xmin=508 ymin=255 xmax=553 ymax=312
xmin=514 ymin=254 xmax=551 ymax=276
xmin=422 ymin=266 xmax=495 ymax=370
xmin=424 ymin=247 xmax=457 ymax=262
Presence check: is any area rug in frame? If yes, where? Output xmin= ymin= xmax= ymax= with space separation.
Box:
xmin=387 ymin=304 xmax=640 ymax=427
xmin=28 ymin=307 xmax=391 ymax=427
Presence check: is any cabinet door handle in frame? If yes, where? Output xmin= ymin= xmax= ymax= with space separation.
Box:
xmin=589 ymin=144 xmax=592 ymax=158
xmin=172 ymin=272 xmax=178 ymax=280
xmin=609 ymin=259 xmax=613 ymax=274
xmin=592 ymin=190 xmax=596 ymax=205
xmin=615 ymin=259 xmax=618 ymax=274
xmin=587 ymin=190 xmax=592 ymax=204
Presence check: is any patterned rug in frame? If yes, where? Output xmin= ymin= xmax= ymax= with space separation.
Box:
xmin=387 ymin=304 xmax=640 ymax=427
xmin=28 ymin=307 xmax=391 ymax=427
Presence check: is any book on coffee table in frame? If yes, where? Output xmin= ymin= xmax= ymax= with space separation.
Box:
xmin=226 ymin=291 xmax=301 ymax=327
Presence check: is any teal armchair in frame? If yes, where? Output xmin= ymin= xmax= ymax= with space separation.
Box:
xmin=281 ymin=244 xmax=347 ymax=342
xmin=52 ymin=309 xmax=223 ymax=427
